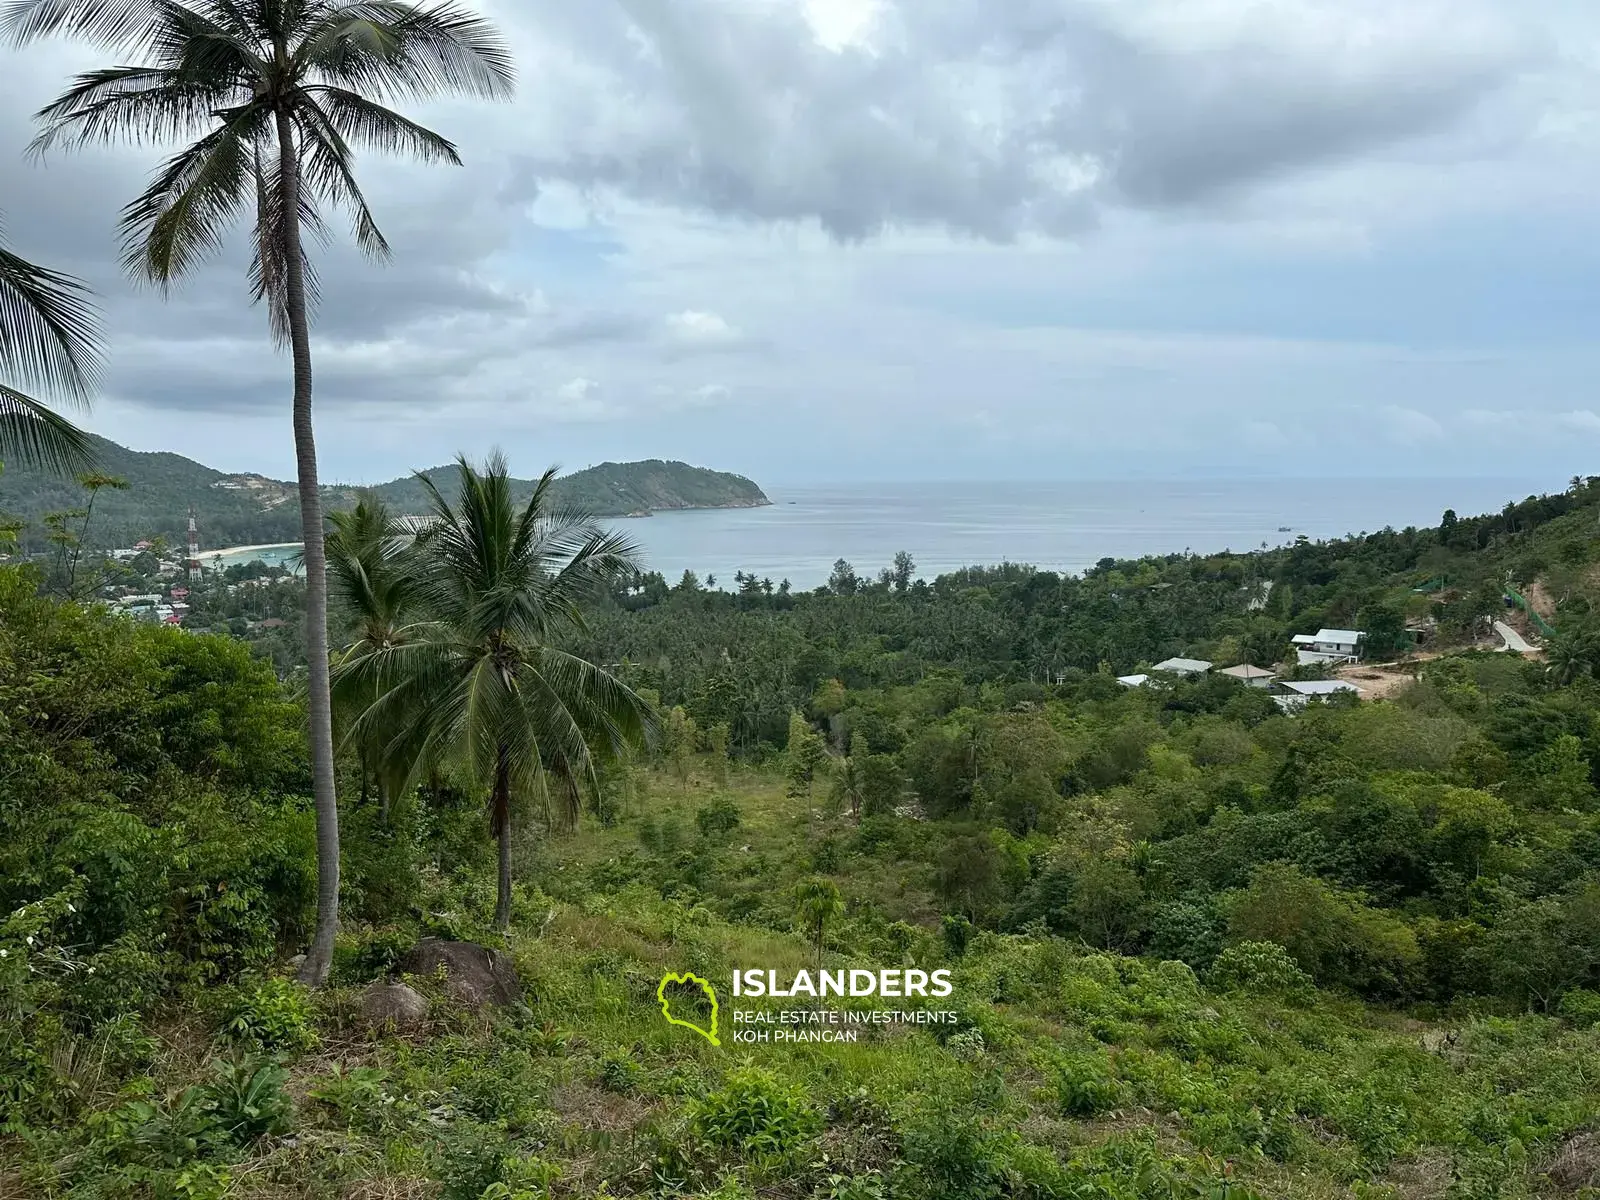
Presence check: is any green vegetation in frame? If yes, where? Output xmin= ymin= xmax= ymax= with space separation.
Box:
xmin=0 ymin=212 xmax=102 ymax=473
xmin=0 ymin=436 xmax=772 ymax=553
xmin=8 ymin=476 xmax=1600 ymax=1197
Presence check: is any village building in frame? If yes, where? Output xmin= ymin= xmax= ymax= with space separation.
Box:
xmin=1151 ymin=657 xmax=1212 ymax=676
xmin=1272 ymin=679 xmax=1363 ymax=711
xmin=1218 ymin=664 xmax=1277 ymax=688
xmin=1290 ymin=629 xmax=1364 ymax=666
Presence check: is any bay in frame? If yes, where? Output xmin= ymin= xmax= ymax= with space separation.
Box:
xmin=207 ymin=476 xmax=1559 ymax=589
xmin=607 ymin=476 xmax=1558 ymax=590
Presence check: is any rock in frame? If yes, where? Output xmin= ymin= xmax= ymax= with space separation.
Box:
xmin=396 ymin=938 xmax=522 ymax=1008
xmin=288 ymin=953 xmax=306 ymax=967
xmin=360 ymin=981 xmax=429 ymax=1030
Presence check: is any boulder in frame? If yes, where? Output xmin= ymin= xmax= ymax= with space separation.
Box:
xmin=360 ymin=981 xmax=430 ymax=1030
xmin=397 ymin=938 xmax=522 ymax=1008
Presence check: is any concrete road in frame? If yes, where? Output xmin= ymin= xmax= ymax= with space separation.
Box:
xmin=1494 ymin=620 xmax=1538 ymax=653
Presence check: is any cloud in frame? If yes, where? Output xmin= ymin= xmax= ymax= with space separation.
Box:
xmin=501 ymin=0 xmax=1538 ymax=240
xmin=1378 ymin=406 xmax=1445 ymax=443
xmin=1242 ymin=420 xmax=1289 ymax=450
xmin=1557 ymin=409 xmax=1600 ymax=434
xmin=665 ymin=310 xmax=741 ymax=344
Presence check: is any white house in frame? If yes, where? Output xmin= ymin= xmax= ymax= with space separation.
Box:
xmin=1290 ymin=629 xmax=1364 ymax=666
xmin=1218 ymin=664 xmax=1277 ymax=688
xmin=1272 ymin=679 xmax=1363 ymax=711
xmin=1116 ymin=674 xmax=1151 ymax=688
xmin=1151 ymin=657 xmax=1212 ymax=676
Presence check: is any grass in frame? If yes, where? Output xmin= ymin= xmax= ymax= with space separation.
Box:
xmin=8 ymin=763 xmax=1600 ymax=1199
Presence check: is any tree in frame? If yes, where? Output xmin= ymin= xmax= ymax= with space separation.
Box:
xmin=890 ymin=550 xmax=915 ymax=594
xmin=827 ymin=558 xmax=858 ymax=596
xmin=9 ymin=0 xmax=516 ymax=983
xmin=0 ymin=215 xmax=102 ymax=473
xmin=793 ymin=876 xmax=844 ymax=1005
xmin=830 ymin=731 xmax=868 ymax=822
xmin=784 ymin=711 xmax=828 ymax=799
xmin=338 ymin=454 xmax=651 ymax=931
xmin=326 ymin=495 xmax=417 ymax=822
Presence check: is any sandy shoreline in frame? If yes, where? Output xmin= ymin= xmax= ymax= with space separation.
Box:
xmin=202 ymin=542 xmax=302 ymax=558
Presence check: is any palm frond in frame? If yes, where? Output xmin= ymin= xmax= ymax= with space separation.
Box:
xmin=29 ymin=66 xmax=237 ymax=153
xmin=248 ymin=137 xmax=326 ymax=342
xmin=118 ymin=102 xmax=267 ymax=284
xmin=302 ymin=85 xmax=458 ymax=164
xmin=0 ymin=382 xmax=95 ymax=471
xmin=0 ymin=221 xmax=102 ymax=401
xmin=293 ymin=102 xmax=391 ymax=260
xmin=1 ymin=0 xmax=164 ymax=54
xmin=296 ymin=0 xmax=513 ymax=102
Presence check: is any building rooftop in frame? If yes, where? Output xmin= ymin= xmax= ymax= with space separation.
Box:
xmin=1219 ymin=664 xmax=1277 ymax=681
xmin=1116 ymin=674 xmax=1150 ymax=688
xmin=1152 ymin=657 xmax=1213 ymax=675
xmin=1280 ymin=680 xmax=1362 ymax=696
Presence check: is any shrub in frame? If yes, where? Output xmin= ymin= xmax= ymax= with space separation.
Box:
xmin=897 ymin=1107 xmax=1005 ymax=1200
xmin=1558 ymin=987 xmax=1600 ymax=1027
xmin=202 ymin=1057 xmax=293 ymax=1142
xmin=1055 ymin=1052 xmax=1123 ymax=1117
xmin=691 ymin=1068 xmax=822 ymax=1160
xmin=1209 ymin=941 xmax=1315 ymax=1003
xmin=695 ymin=797 xmax=742 ymax=839
xmin=221 ymin=977 xmax=318 ymax=1053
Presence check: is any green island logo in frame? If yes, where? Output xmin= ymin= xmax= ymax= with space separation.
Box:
xmin=657 ymin=971 xmax=720 ymax=1046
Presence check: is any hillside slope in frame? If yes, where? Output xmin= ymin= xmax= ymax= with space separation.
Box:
xmin=0 ymin=436 xmax=769 ymax=550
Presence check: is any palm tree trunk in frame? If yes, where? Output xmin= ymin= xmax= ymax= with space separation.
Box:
xmin=493 ymin=747 xmax=512 ymax=932
xmin=277 ymin=109 xmax=340 ymax=987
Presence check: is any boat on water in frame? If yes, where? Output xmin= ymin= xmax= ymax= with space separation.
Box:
xmin=1277 ymin=526 xmax=1293 ymax=532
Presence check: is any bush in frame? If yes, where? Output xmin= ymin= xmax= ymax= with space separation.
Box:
xmin=695 ymin=797 xmax=742 ymax=839
xmin=1558 ymin=987 xmax=1600 ymax=1027
xmin=691 ymin=1068 xmax=822 ymax=1160
xmin=222 ymin=977 xmax=318 ymax=1053
xmin=1209 ymin=942 xmax=1315 ymax=1003
xmin=1055 ymin=1052 xmax=1123 ymax=1117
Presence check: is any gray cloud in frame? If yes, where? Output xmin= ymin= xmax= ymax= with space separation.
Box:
xmin=0 ymin=0 xmax=1588 ymax=485
xmin=500 ymin=0 xmax=1537 ymax=239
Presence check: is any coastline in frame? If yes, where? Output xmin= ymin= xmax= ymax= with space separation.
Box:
xmin=203 ymin=541 xmax=303 ymax=558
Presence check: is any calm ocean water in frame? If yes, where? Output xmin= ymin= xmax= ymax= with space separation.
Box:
xmin=213 ymin=477 xmax=1559 ymax=589
xmin=605 ymin=477 xmax=1559 ymax=590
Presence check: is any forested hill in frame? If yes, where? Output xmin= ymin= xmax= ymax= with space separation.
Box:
xmin=0 ymin=436 xmax=769 ymax=549
xmin=346 ymin=459 xmax=770 ymax=520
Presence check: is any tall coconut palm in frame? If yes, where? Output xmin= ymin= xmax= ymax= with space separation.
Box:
xmin=339 ymin=454 xmax=654 ymax=931
xmin=0 ymin=213 xmax=101 ymax=472
xmin=6 ymin=0 xmax=515 ymax=982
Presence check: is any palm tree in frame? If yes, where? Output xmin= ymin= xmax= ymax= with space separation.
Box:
xmin=339 ymin=454 xmax=654 ymax=931
xmin=0 ymin=214 xmax=101 ymax=471
xmin=6 ymin=0 xmax=515 ymax=983
xmin=326 ymin=494 xmax=416 ymax=821
xmin=793 ymin=876 xmax=844 ymax=1012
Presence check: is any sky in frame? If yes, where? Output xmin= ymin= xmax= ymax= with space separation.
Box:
xmin=1 ymin=0 xmax=1598 ymax=487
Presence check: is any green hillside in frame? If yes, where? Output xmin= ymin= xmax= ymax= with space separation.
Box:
xmin=348 ymin=459 xmax=770 ymax=520
xmin=12 ymin=477 xmax=1600 ymax=1200
xmin=0 ymin=437 xmax=769 ymax=551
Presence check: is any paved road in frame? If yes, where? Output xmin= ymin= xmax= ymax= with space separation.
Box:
xmin=1494 ymin=620 xmax=1538 ymax=653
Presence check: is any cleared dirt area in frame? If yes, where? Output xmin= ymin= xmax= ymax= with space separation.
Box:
xmin=1336 ymin=659 xmax=1428 ymax=701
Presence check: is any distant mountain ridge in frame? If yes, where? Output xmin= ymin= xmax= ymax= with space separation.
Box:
xmin=0 ymin=435 xmax=769 ymax=551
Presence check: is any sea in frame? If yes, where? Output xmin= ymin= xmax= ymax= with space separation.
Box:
xmin=210 ymin=476 xmax=1560 ymax=590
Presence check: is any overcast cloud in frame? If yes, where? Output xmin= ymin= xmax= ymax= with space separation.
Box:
xmin=0 ymin=0 xmax=1597 ymax=484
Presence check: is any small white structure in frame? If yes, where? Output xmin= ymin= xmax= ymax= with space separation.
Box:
xmin=1152 ymin=657 xmax=1213 ymax=676
xmin=1116 ymin=674 xmax=1151 ymax=688
xmin=1219 ymin=664 xmax=1277 ymax=688
xmin=1272 ymin=679 xmax=1362 ymax=711
xmin=1290 ymin=629 xmax=1364 ymax=666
